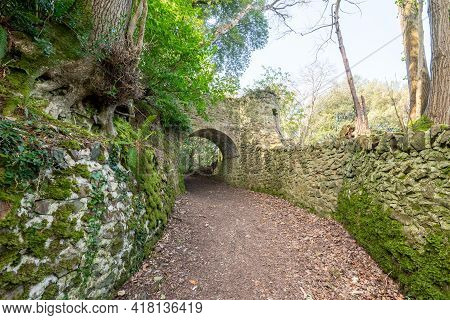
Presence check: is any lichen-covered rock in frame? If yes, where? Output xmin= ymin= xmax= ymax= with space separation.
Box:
xmin=0 ymin=139 xmax=181 ymax=300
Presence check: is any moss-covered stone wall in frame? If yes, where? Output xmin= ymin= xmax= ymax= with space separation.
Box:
xmin=0 ymin=21 xmax=186 ymax=299
xmin=222 ymin=126 xmax=449 ymax=298
xmin=0 ymin=123 xmax=182 ymax=300
xmin=211 ymin=95 xmax=449 ymax=299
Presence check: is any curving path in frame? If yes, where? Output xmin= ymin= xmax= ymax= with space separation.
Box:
xmin=117 ymin=175 xmax=403 ymax=300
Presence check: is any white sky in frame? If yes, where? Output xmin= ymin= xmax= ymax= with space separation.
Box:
xmin=240 ymin=0 xmax=431 ymax=90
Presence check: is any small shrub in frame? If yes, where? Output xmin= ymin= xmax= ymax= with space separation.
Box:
xmin=410 ymin=115 xmax=433 ymax=132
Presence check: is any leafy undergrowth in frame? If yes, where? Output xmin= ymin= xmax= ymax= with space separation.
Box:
xmin=335 ymin=189 xmax=450 ymax=299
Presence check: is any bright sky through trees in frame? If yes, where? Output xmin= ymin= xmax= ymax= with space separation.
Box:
xmin=240 ymin=0 xmax=431 ymax=88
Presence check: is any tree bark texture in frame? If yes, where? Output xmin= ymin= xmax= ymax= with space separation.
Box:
xmin=89 ymin=0 xmax=133 ymax=49
xmin=399 ymin=0 xmax=430 ymax=121
xmin=33 ymin=0 xmax=148 ymax=136
xmin=426 ymin=0 xmax=450 ymax=124
xmin=334 ymin=0 xmax=370 ymax=136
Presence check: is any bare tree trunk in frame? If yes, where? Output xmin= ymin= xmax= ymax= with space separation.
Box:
xmin=399 ymin=0 xmax=430 ymax=121
xmin=426 ymin=0 xmax=450 ymax=125
xmin=301 ymin=94 xmax=316 ymax=145
xmin=334 ymin=0 xmax=369 ymax=136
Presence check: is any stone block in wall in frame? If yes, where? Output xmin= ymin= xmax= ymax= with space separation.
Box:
xmin=395 ymin=134 xmax=410 ymax=152
xmin=437 ymin=130 xmax=450 ymax=146
xmin=410 ymin=131 xmax=426 ymax=151
xmin=375 ymin=134 xmax=392 ymax=154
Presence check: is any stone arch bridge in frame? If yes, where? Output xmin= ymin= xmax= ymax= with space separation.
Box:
xmin=190 ymin=90 xmax=284 ymax=177
xmin=188 ymin=91 xmax=450 ymax=264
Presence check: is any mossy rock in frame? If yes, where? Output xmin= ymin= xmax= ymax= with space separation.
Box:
xmin=23 ymin=226 xmax=48 ymax=259
xmin=41 ymin=283 xmax=59 ymax=300
xmin=41 ymin=176 xmax=77 ymax=200
xmin=335 ymin=188 xmax=450 ymax=299
xmin=51 ymin=204 xmax=83 ymax=240
xmin=58 ymin=164 xmax=91 ymax=180
xmin=1 ymin=22 xmax=83 ymax=116
xmin=59 ymin=140 xmax=83 ymax=151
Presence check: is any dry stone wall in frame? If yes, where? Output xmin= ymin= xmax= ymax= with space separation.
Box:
xmin=0 ymin=126 xmax=182 ymax=300
xmin=209 ymin=93 xmax=449 ymax=298
xmin=225 ymin=128 xmax=449 ymax=244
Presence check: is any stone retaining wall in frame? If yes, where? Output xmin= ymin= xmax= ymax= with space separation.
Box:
xmin=0 ymin=129 xmax=182 ymax=299
xmin=221 ymin=125 xmax=450 ymax=298
xmin=225 ymin=127 xmax=449 ymax=242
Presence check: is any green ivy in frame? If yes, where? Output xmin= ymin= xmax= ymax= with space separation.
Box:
xmin=0 ymin=119 xmax=48 ymax=187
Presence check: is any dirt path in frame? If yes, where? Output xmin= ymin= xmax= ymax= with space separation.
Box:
xmin=117 ymin=175 xmax=403 ymax=300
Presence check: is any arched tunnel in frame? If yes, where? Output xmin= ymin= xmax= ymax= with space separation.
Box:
xmin=190 ymin=128 xmax=238 ymax=159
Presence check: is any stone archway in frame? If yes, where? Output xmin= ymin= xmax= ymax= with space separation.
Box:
xmin=190 ymin=128 xmax=238 ymax=159
xmin=188 ymin=90 xmax=284 ymax=182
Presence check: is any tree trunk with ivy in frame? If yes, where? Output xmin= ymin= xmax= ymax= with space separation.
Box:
xmin=426 ymin=0 xmax=450 ymax=125
xmin=398 ymin=0 xmax=430 ymax=121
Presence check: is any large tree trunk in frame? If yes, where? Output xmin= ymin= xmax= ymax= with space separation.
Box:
xmin=334 ymin=0 xmax=369 ymax=136
xmin=89 ymin=0 xmax=133 ymax=49
xmin=33 ymin=0 xmax=149 ymax=136
xmin=398 ymin=0 xmax=430 ymax=121
xmin=426 ymin=0 xmax=450 ymax=125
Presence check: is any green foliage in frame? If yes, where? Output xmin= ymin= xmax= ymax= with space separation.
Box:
xmin=141 ymin=0 xmax=235 ymax=130
xmin=203 ymin=0 xmax=269 ymax=76
xmin=410 ymin=115 xmax=433 ymax=132
xmin=248 ymin=66 xmax=301 ymax=137
xmin=114 ymin=116 xmax=156 ymax=178
xmin=0 ymin=119 xmax=48 ymax=187
xmin=0 ymin=0 xmax=89 ymax=46
xmin=335 ymin=189 xmax=450 ymax=299
xmin=180 ymin=137 xmax=221 ymax=174
xmin=0 ymin=26 xmax=7 ymax=61
xmin=293 ymin=79 xmax=409 ymax=144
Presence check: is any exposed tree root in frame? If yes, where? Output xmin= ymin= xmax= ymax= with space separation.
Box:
xmin=30 ymin=0 xmax=149 ymax=136
xmin=32 ymin=46 xmax=143 ymax=136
